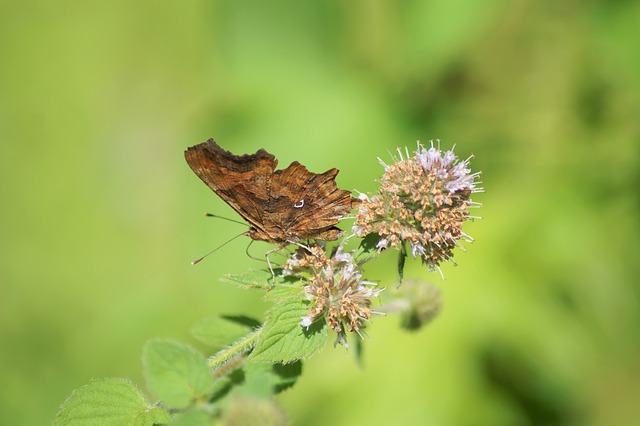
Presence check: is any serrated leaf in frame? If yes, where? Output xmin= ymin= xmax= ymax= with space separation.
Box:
xmin=221 ymin=269 xmax=282 ymax=289
xmin=143 ymin=340 xmax=211 ymax=409
xmin=249 ymin=298 xmax=328 ymax=363
xmin=359 ymin=232 xmax=381 ymax=253
xmin=354 ymin=233 xmax=382 ymax=265
xmin=221 ymin=315 xmax=262 ymax=328
xmin=272 ymin=361 xmax=302 ymax=393
xmin=190 ymin=316 xmax=255 ymax=348
xmin=55 ymin=378 xmax=171 ymax=426
xmin=226 ymin=361 xmax=302 ymax=399
xmin=263 ymin=284 xmax=304 ymax=302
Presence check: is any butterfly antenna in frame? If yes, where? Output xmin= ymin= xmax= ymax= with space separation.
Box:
xmin=191 ymin=232 xmax=247 ymax=265
xmin=204 ymin=212 xmax=247 ymax=227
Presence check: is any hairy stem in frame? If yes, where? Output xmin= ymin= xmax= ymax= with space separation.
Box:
xmin=208 ymin=326 xmax=263 ymax=369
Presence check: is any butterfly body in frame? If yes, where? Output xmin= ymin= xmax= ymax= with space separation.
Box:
xmin=185 ymin=139 xmax=356 ymax=244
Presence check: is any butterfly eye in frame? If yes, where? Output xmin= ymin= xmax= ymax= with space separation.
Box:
xmin=294 ymin=199 xmax=305 ymax=208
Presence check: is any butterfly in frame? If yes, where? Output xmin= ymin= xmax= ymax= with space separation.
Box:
xmin=185 ymin=139 xmax=357 ymax=245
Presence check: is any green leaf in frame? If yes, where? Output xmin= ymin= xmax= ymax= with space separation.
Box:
xmin=354 ymin=338 xmax=364 ymax=367
xmin=397 ymin=240 xmax=407 ymax=282
xmin=189 ymin=316 xmax=257 ymax=348
xmin=249 ymin=296 xmax=328 ymax=363
xmin=54 ymin=378 xmax=171 ymax=426
xmin=354 ymin=233 xmax=382 ymax=265
xmin=233 ymin=361 xmax=302 ymax=398
xmin=271 ymin=361 xmax=303 ymax=393
xmin=359 ymin=232 xmax=381 ymax=253
xmin=263 ymin=283 xmax=304 ymax=302
xmin=221 ymin=269 xmax=280 ymax=289
xmin=237 ymin=363 xmax=273 ymax=398
xmin=142 ymin=339 xmax=211 ymax=409
xmin=210 ymin=368 xmax=245 ymax=403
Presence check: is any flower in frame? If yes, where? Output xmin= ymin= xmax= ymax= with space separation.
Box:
xmin=353 ymin=141 xmax=482 ymax=273
xmin=284 ymin=244 xmax=384 ymax=347
xmin=397 ymin=280 xmax=443 ymax=331
xmin=371 ymin=280 xmax=442 ymax=331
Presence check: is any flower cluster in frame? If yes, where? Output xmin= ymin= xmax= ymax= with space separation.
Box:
xmin=284 ymin=245 xmax=383 ymax=346
xmin=353 ymin=142 xmax=482 ymax=273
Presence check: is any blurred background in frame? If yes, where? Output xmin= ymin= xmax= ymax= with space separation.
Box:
xmin=1 ymin=1 xmax=639 ymax=425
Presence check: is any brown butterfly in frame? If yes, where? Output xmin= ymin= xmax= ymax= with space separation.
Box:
xmin=184 ymin=139 xmax=357 ymax=245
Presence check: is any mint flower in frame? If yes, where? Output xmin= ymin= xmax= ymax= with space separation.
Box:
xmin=284 ymin=245 xmax=383 ymax=347
xmin=353 ymin=141 xmax=482 ymax=274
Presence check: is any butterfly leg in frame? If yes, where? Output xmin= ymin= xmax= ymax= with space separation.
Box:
xmin=245 ymin=241 xmax=287 ymax=283
xmin=264 ymin=245 xmax=286 ymax=283
xmin=286 ymin=239 xmax=323 ymax=255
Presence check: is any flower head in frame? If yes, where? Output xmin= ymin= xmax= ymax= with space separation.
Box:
xmin=397 ymin=280 xmax=443 ymax=331
xmin=353 ymin=141 xmax=482 ymax=273
xmin=284 ymin=244 xmax=383 ymax=346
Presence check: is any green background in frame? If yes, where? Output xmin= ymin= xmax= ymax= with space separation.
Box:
xmin=1 ymin=1 xmax=639 ymax=425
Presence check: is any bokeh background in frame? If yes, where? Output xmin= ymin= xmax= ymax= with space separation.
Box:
xmin=2 ymin=1 xmax=639 ymax=425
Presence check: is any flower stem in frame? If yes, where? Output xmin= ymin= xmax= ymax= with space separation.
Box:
xmin=208 ymin=326 xmax=263 ymax=369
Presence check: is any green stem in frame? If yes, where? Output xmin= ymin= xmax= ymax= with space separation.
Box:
xmin=208 ymin=326 xmax=263 ymax=369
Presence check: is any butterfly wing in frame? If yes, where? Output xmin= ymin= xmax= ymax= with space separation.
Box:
xmin=184 ymin=139 xmax=277 ymax=238
xmin=266 ymin=161 xmax=356 ymax=241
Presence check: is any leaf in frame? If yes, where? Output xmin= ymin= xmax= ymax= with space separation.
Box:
xmin=221 ymin=269 xmax=282 ymax=289
xmin=355 ymin=232 xmax=383 ymax=265
xmin=397 ymin=241 xmax=407 ymax=282
xmin=271 ymin=361 xmax=303 ymax=393
xmin=142 ymin=340 xmax=211 ymax=409
xmin=354 ymin=338 xmax=364 ymax=367
xmin=236 ymin=363 xmax=273 ymax=398
xmin=54 ymin=378 xmax=171 ymax=426
xmin=263 ymin=283 xmax=304 ymax=302
xmin=249 ymin=297 xmax=328 ymax=363
xmin=210 ymin=368 xmax=245 ymax=403
xmin=189 ymin=316 xmax=257 ymax=348
xmin=359 ymin=232 xmax=380 ymax=251
xmin=221 ymin=315 xmax=262 ymax=329
xmin=233 ymin=361 xmax=302 ymax=398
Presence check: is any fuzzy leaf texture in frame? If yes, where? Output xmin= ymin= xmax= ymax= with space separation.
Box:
xmin=249 ymin=287 xmax=328 ymax=363
xmin=54 ymin=378 xmax=171 ymax=426
xmin=221 ymin=269 xmax=284 ymax=289
xmin=142 ymin=339 xmax=211 ymax=409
